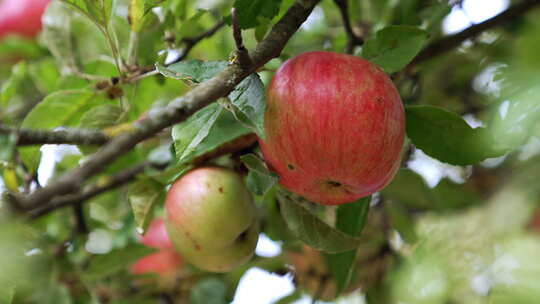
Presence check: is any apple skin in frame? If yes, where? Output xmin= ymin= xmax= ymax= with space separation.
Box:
xmin=131 ymin=218 xmax=183 ymax=277
xmin=165 ymin=167 xmax=259 ymax=273
xmin=0 ymin=0 xmax=50 ymax=39
xmin=139 ymin=218 xmax=174 ymax=250
xmin=259 ymin=51 xmax=404 ymax=205
xmin=131 ymin=250 xmax=183 ymax=277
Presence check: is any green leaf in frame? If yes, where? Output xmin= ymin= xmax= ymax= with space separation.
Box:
xmin=233 ymin=0 xmax=283 ymax=29
xmin=60 ymin=0 xmax=112 ymax=26
xmin=84 ymin=244 xmax=154 ymax=282
xmin=190 ymin=277 xmax=228 ymax=304
xmin=160 ymin=60 xmax=266 ymax=137
xmin=172 ymin=103 xmax=223 ymax=162
xmin=273 ymin=290 xmax=302 ymax=304
xmin=0 ymin=133 xmax=17 ymax=163
xmin=420 ymin=4 xmax=452 ymax=32
xmin=177 ymin=10 xmax=207 ymax=37
xmin=128 ymin=178 xmax=164 ymax=232
xmin=1 ymin=61 xmax=27 ymax=109
xmin=129 ymin=0 xmax=145 ymax=32
xmin=325 ymin=196 xmax=371 ymax=296
xmin=156 ymin=60 xmax=227 ymax=83
xmin=385 ymin=202 xmax=417 ymax=244
xmin=42 ymin=2 xmax=80 ymax=73
xmin=172 ymin=103 xmax=251 ymax=164
xmin=128 ymin=0 xmax=163 ymax=32
xmin=32 ymin=283 xmax=72 ymax=304
xmin=28 ymin=59 xmax=62 ymax=94
xmin=382 ymin=169 xmax=480 ymax=211
xmin=23 ymin=89 xmax=107 ymax=129
xmin=0 ymin=36 xmax=44 ymax=60
xmin=79 ymin=104 xmax=122 ymax=129
xmin=241 ymin=153 xmax=278 ymax=195
xmin=362 ymin=25 xmax=428 ymax=73
xmin=228 ymin=74 xmax=266 ymax=137
xmin=490 ymin=84 xmax=540 ymax=151
xmin=277 ymin=189 xmax=370 ymax=253
xmin=406 ymin=105 xmax=505 ymax=165
xmin=20 ymin=89 xmax=107 ymax=172
xmin=0 ymin=281 xmax=14 ymax=304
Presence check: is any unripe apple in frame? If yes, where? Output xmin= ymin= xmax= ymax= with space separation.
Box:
xmin=259 ymin=51 xmax=404 ymax=205
xmin=165 ymin=167 xmax=259 ymax=273
xmin=0 ymin=0 xmax=50 ymax=39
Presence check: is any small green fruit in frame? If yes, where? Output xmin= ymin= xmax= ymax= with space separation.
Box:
xmin=165 ymin=167 xmax=259 ymax=272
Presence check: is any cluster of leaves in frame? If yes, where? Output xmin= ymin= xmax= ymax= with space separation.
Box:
xmin=1 ymin=0 xmax=540 ymax=303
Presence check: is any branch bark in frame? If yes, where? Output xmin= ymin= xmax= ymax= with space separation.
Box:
xmin=411 ymin=0 xmax=540 ymax=66
xmin=27 ymin=162 xmax=151 ymax=219
xmin=0 ymin=125 xmax=109 ymax=146
xmin=20 ymin=0 xmax=322 ymax=209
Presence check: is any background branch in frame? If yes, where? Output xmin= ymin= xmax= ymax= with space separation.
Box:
xmin=131 ymin=19 xmax=227 ymax=80
xmin=411 ymin=0 xmax=540 ymax=66
xmin=333 ymin=0 xmax=364 ymax=54
xmin=231 ymin=8 xmax=252 ymax=68
xmin=0 ymin=125 xmax=109 ymax=146
xmin=21 ymin=0 xmax=322 ymax=210
xmin=27 ymin=162 xmax=152 ymax=219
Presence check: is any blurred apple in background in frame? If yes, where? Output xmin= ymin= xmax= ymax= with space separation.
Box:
xmin=0 ymin=0 xmax=50 ymax=39
xmin=131 ymin=218 xmax=184 ymax=287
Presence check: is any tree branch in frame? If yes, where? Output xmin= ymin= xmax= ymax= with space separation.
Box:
xmin=412 ymin=0 xmax=540 ymax=66
xmin=27 ymin=162 xmax=151 ymax=219
xmin=333 ymin=0 xmax=364 ymax=54
xmin=0 ymin=125 xmax=109 ymax=146
xmin=20 ymin=0 xmax=322 ymax=209
xmin=231 ymin=8 xmax=252 ymax=68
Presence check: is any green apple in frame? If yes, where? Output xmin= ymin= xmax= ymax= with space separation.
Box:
xmin=165 ymin=166 xmax=259 ymax=272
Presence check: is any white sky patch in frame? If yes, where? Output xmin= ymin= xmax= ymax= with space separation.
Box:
xmin=38 ymin=144 xmax=80 ymax=186
xmin=256 ymin=234 xmax=282 ymax=257
xmin=85 ymin=229 xmax=113 ymax=254
xmin=233 ymin=268 xmax=295 ymax=304
xmin=498 ymin=100 xmax=510 ymax=119
xmin=407 ymin=149 xmax=468 ymax=187
xmin=301 ymin=6 xmax=324 ymax=30
xmin=472 ymin=63 xmax=506 ymax=97
xmin=443 ymin=0 xmax=509 ymax=34
xmin=462 ymin=0 xmax=509 ymax=23
xmin=463 ymin=113 xmax=485 ymax=128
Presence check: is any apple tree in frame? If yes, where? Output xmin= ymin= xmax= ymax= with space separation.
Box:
xmin=1 ymin=0 xmax=540 ymax=303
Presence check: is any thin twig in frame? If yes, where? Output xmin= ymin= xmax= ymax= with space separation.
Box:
xmin=167 ymin=19 xmax=227 ymax=66
xmin=411 ymin=0 xmax=540 ymax=66
xmin=0 ymin=125 xmax=109 ymax=146
xmin=333 ymin=0 xmax=363 ymax=54
xmin=20 ymin=0 xmax=322 ymax=210
xmin=124 ymin=19 xmax=226 ymax=83
xmin=231 ymin=8 xmax=252 ymax=68
xmin=73 ymin=202 xmax=89 ymax=234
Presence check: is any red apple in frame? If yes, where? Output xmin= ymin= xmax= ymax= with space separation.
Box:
xmin=132 ymin=218 xmax=183 ymax=280
xmin=259 ymin=51 xmax=404 ymax=205
xmin=0 ymin=0 xmax=50 ymax=39
xmin=131 ymin=250 xmax=183 ymax=277
xmin=139 ymin=218 xmax=173 ymax=250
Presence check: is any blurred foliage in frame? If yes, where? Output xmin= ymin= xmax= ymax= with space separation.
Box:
xmin=1 ymin=0 xmax=540 ymax=303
